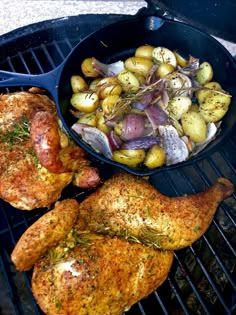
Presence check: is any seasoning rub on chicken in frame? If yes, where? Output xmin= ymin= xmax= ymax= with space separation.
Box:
xmin=79 ymin=172 xmax=234 ymax=250
xmin=11 ymin=198 xmax=173 ymax=315
xmin=11 ymin=173 xmax=234 ymax=315
xmin=0 ymin=90 xmax=100 ymax=210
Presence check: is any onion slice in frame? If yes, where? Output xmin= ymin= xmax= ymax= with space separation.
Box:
xmin=92 ymin=58 xmax=124 ymax=77
xmin=145 ymin=105 xmax=169 ymax=131
xmin=122 ymin=136 xmax=160 ymax=150
xmin=158 ymin=125 xmax=189 ymax=165
xmin=121 ymin=113 xmax=145 ymax=141
xmin=72 ymin=123 xmax=113 ymax=159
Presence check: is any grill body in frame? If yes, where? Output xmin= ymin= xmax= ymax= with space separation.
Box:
xmin=0 ymin=14 xmax=235 ymax=315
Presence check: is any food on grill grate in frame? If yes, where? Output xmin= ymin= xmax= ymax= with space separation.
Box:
xmin=11 ymin=199 xmax=79 ymax=271
xmin=11 ymin=171 xmax=234 ymax=315
xmin=79 ymin=172 xmax=234 ymax=250
xmin=0 ymin=90 xmax=100 ymax=211
xmin=31 ymin=218 xmax=174 ymax=315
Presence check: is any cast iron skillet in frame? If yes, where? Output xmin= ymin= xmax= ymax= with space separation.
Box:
xmin=0 ymin=15 xmax=235 ymax=176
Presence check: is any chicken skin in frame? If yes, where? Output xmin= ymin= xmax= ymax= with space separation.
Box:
xmin=0 ymin=91 xmax=100 ymax=210
xmin=11 ymin=199 xmax=79 ymax=271
xmin=79 ymin=172 xmax=234 ymax=250
xmin=11 ymin=199 xmax=173 ymax=315
xmin=31 ymin=230 xmax=173 ymax=315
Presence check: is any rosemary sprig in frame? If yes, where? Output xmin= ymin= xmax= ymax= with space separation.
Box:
xmin=1 ymin=116 xmax=30 ymax=145
xmin=138 ymin=225 xmax=168 ymax=249
xmin=105 ymin=70 xmax=231 ymax=120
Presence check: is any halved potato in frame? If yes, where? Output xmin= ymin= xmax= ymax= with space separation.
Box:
xmin=70 ymin=92 xmax=99 ymax=113
xmin=113 ymin=149 xmax=146 ymax=167
xmin=124 ymin=56 xmax=153 ymax=77
xmin=144 ymin=145 xmax=166 ymax=168
xmin=78 ymin=112 xmax=97 ymax=126
xmin=181 ymin=111 xmax=207 ymax=143
xmin=174 ymin=51 xmax=188 ymax=67
xmin=135 ymin=45 xmax=155 ymax=59
xmin=167 ymin=96 xmax=192 ymax=120
xmin=96 ymin=77 xmax=122 ymax=99
xmin=152 ymin=47 xmax=177 ymax=67
xmin=117 ymin=70 xmax=140 ymax=92
xmin=156 ymin=63 xmax=175 ymax=78
xmin=199 ymin=91 xmax=231 ymax=122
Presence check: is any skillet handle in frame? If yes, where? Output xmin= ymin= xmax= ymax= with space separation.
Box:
xmin=0 ymin=65 xmax=63 ymax=101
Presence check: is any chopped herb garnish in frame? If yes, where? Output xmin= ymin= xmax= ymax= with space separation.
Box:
xmin=1 ymin=116 xmax=30 ymax=146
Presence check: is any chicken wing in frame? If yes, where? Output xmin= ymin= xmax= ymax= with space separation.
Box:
xmin=79 ymin=172 xmax=234 ymax=250
xmin=0 ymin=91 xmax=100 ymax=210
xmin=11 ymin=199 xmax=79 ymax=271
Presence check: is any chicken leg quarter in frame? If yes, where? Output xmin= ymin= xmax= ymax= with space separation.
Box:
xmin=79 ymin=172 xmax=234 ymax=250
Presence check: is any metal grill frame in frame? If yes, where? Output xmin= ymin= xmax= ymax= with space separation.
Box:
xmin=0 ymin=14 xmax=235 ymax=315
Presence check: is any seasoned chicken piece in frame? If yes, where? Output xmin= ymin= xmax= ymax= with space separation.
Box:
xmin=79 ymin=172 xmax=234 ymax=250
xmin=11 ymin=199 xmax=79 ymax=271
xmin=0 ymin=91 xmax=56 ymax=133
xmin=0 ymin=91 xmax=100 ymax=210
xmin=32 ymin=231 xmax=173 ymax=315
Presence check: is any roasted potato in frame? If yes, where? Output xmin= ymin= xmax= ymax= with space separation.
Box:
xmin=195 ymin=61 xmax=213 ymax=85
xmin=167 ymin=96 xmax=192 ymax=120
xmin=101 ymin=94 xmax=120 ymax=116
xmin=70 ymin=75 xmax=88 ymax=93
xmin=135 ymin=45 xmax=155 ymax=59
xmin=196 ymin=81 xmax=222 ymax=104
xmin=144 ymin=145 xmax=166 ymax=168
xmin=152 ymin=47 xmax=177 ymax=67
xmin=70 ymin=91 xmax=99 ymax=113
xmin=124 ymin=56 xmax=153 ymax=77
xmin=181 ymin=111 xmax=207 ymax=143
xmin=81 ymin=57 xmax=100 ymax=78
xmin=174 ymin=51 xmax=188 ymax=67
xmin=117 ymin=69 xmax=140 ymax=92
xmin=113 ymin=149 xmax=146 ymax=167
xmin=199 ymin=91 xmax=231 ymax=122
xmin=96 ymin=111 xmax=110 ymax=134
xmin=78 ymin=112 xmax=97 ymax=126
xmin=96 ymin=77 xmax=122 ymax=99
xmin=156 ymin=63 xmax=175 ymax=78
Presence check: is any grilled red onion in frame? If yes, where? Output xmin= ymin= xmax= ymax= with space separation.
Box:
xmin=121 ymin=113 xmax=145 ymax=141
xmin=145 ymin=104 xmax=169 ymax=130
xmin=131 ymin=92 xmax=154 ymax=110
xmin=122 ymin=136 xmax=160 ymax=150
xmin=107 ymin=130 xmax=123 ymax=150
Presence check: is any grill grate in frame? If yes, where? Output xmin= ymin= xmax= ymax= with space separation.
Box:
xmin=0 ymin=14 xmax=235 ymax=315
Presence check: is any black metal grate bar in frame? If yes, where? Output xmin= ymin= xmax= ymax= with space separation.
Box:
xmin=189 ymin=245 xmax=233 ymax=313
xmin=173 ymin=251 xmax=211 ymax=314
xmin=202 ymin=235 xmax=235 ymax=289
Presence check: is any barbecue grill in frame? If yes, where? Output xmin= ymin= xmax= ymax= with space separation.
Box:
xmin=0 ymin=3 xmax=235 ymax=315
